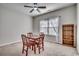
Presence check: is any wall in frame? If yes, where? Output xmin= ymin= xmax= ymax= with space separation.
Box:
xmin=77 ymin=4 xmax=79 ymax=53
xmin=0 ymin=5 xmax=33 ymax=46
xmin=33 ymin=5 xmax=77 ymax=46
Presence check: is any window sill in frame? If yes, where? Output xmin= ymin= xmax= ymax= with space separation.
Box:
xmin=45 ymin=34 xmax=56 ymax=37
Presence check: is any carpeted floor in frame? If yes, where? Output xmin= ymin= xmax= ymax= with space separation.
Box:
xmin=0 ymin=42 xmax=78 ymax=56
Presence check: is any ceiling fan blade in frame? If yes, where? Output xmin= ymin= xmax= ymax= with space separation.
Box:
xmin=30 ymin=9 xmax=34 ymax=13
xmin=38 ymin=6 xmax=46 ymax=8
xmin=37 ymin=9 xmax=40 ymax=12
xmin=24 ymin=5 xmax=33 ymax=8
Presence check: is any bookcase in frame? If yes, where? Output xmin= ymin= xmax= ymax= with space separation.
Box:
xmin=62 ymin=24 xmax=74 ymax=47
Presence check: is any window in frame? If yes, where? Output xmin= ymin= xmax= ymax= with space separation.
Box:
xmin=40 ymin=20 xmax=48 ymax=34
xmin=40 ymin=17 xmax=59 ymax=36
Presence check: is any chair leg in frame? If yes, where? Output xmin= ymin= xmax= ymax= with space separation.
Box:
xmin=42 ymin=42 xmax=44 ymax=51
xmin=26 ymin=47 xmax=28 ymax=56
xmin=38 ymin=45 xmax=40 ymax=54
xmin=34 ymin=45 xmax=36 ymax=54
xmin=32 ymin=46 xmax=33 ymax=50
xmin=22 ymin=45 xmax=24 ymax=54
xmin=42 ymin=46 xmax=44 ymax=51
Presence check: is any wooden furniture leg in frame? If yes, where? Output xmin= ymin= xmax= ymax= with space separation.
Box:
xmin=38 ymin=45 xmax=40 ymax=54
xmin=34 ymin=45 xmax=36 ymax=54
xmin=42 ymin=42 xmax=44 ymax=51
xmin=32 ymin=46 xmax=33 ymax=50
xmin=26 ymin=47 xmax=28 ymax=56
xmin=22 ymin=45 xmax=24 ymax=53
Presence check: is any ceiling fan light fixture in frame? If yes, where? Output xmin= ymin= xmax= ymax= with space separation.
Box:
xmin=34 ymin=7 xmax=37 ymax=10
xmin=24 ymin=3 xmax=46 ymax=13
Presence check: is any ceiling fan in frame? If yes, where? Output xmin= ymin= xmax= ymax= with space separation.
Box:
xmin=24 ymin=3 xmax=46 ymax=13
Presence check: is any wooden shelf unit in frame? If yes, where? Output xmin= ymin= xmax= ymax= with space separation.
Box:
xmin=62 ymin=24 xmax=74 ymax=47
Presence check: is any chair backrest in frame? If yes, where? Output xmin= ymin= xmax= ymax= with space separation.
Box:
xmin=39 ymin=32 xmax=44 ymax=35
xmin=21 ymin=34 xmax=27 ymax=45
xmin=39 ymin=32 xmax=45 ymax=39
xmin=39 ymin=32 xmax=45 ymax=43
xmin=27 ymin=32 xmax=33 ymax=37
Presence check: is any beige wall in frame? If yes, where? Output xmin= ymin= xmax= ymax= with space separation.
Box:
xmin=0 ymin=5 xmax=33 ymax=46
xmin=77 ymin=4 xmax=79 ymax=53
xmin=33 ymin=5 xmax=77 ymax=46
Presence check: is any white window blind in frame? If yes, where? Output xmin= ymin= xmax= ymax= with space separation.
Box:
xmin=40 ymin=20 xmax=48 ymax=34
xmin=40 ymin=17 xmax=59 ymax=36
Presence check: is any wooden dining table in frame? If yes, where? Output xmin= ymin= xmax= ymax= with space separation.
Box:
xmin=21 ymin=33 xmax=45 ymax=55
xmin=27 ymin=35 xmax=40 ymax=40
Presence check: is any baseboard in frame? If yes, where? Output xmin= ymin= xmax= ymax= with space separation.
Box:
xmin=0 ymin=40 xmax=21 ymax=47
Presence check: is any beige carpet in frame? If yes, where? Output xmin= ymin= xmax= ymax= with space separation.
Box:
xmin=0 ymin=42 xmax=78 ymax=56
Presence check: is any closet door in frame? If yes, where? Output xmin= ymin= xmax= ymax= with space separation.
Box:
xmin=62 ymin=24 xmax=74 ymax=47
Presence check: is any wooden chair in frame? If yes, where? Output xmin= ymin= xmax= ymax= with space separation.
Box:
xmin=40 ymin=33 xmax=45 ymax=51
xmin=35 ymin=32 xmax=45 ymax=54
xmin=21 ymin=34 xmax=36 ymax=56
xmin=39 ymin=32 xmax=45 ymax=50
xmin=27 ymin=32 xmax=34 ymax=50
xmin=21 ymin=34 xmax=27 ymax=54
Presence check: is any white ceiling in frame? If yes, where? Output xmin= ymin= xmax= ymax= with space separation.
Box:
xmin=0 ymin=3 xmax=75 ymax=16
